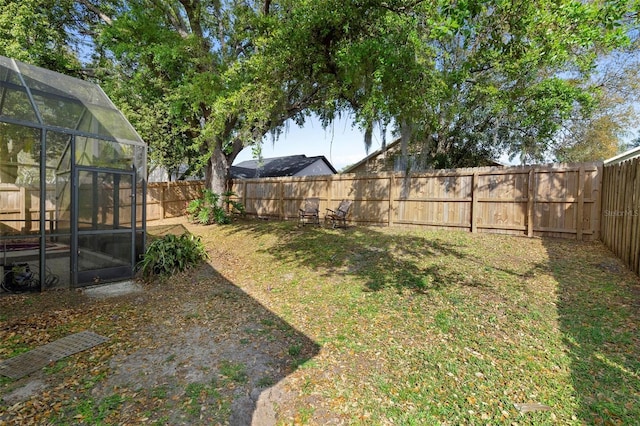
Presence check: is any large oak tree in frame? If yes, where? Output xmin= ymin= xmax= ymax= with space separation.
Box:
xmin=2 ymin=0 xmax=638 ymax=192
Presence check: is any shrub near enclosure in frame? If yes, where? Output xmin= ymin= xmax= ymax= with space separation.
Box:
xmin=138 ymin=233 xmax=209 ymax=277
xmin=186 ymin=190 xmax=244 ymax=225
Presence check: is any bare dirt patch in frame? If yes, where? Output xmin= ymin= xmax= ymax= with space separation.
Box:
xmin=0 ymin=221 xmax=318 ymax=424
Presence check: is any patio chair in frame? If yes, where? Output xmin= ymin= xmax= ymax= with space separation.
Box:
xmin=299 ymin=197 xmax=320 ymax=226
xmin=325 ymin=199 xmax=352 ymax=228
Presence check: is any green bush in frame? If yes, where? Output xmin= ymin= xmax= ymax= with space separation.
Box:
xmin=187 ymin=189 xmax=244 ymax=225
xmin=137 ymin=233 xmax=208 ymax=277
xmin=223 ymin=190 xmax=245 ymax=216
xmin=186 ymin=197 xmax=205 ymax=220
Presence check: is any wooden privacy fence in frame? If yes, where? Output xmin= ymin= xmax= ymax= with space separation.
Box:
xmin=0 ymin=163 xmax=604 ymax=242
xmin=230 ymin=163 xmax=602 ymax=240
xmin=601 ymin=157 xmax=640 ymax=275
xmin=146 ymin=181 xmax=205 ymax=221
xmin=0 ymin=181 xmax=201 ymax=234
xmin=6 ymin=160 xmax=639 ymax=275
xmin=0 ymin=184 xmax=57 ymax=235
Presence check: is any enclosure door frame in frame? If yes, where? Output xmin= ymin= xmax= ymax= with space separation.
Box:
xmin=72 ymin=165 xmax=136 ymax=287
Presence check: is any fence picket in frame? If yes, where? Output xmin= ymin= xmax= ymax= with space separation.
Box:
xmin=601 ymin=157 xmax=640 ymax=275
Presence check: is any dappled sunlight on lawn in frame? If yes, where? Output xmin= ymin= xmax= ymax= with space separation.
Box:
xmin=17 ymin=216 xmax=631 ymax=424
xmin=176 ymin=217 xmax=622 ymax=423
xmin=219 ymin=218 xmax=547 ymax=295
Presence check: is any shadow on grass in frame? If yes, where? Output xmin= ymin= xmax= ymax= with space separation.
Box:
xmin=543 ymin=238 xmax=640 ymax=424
xmin=225 ymin=219 xmax=542 ymax=294
xmin=146 ymin=222 xmax=191 ymax=239
xmin=0 ymin=228 xmax=320 ymax=425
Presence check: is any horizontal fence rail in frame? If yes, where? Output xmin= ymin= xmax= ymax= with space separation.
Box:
xmin=601 ymin=157 xmax=640 ymax=275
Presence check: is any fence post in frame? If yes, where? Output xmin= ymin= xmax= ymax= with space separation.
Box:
xmin=278 ymin=180 xmax=284 ymax=220
xmin=160 ymin=183 xmax=166 ymax=219
xmin=471 ymin=172 xmax=478 ymax=233
xmin=601 ymin=167 xmax=608 ymax=245
xmin=327 ymin=176 xmax=333 ymax=216
xmin=630 ymin=160 xmax=638 ymax=270
xmin=624 ymin=161 xmax=634 ymax=264
xmin=633 ymin=160 xmax=640 ymax=274
xmin=527 ymin=168 xmax=535 ymax=237
xmin=576 ymin=166 xmax=584 ymax=241
xmin=593 ymin=164 xmax=603 ymax=241
xmin=242 ymin=181 xmax=247 ymax=213
xmin=388 ymin=174 xmax=395 ymax=227
xmin=19 ymin=186 xmax=27 ymax=232
xmin=614 ymin=165 xmax=622 ymax=256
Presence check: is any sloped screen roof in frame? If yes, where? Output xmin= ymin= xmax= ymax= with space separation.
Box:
xmin=0 ymin=55 xmax=143 ymax=144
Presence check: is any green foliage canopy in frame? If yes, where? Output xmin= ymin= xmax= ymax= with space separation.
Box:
xmin=0 ymin=0 xmax=81 ymax=73
xmin=553 ymin=49 xmax=640 ymax=163
xmin=2 ymin=0 xmax=638 ymax=187
xmin=319 ymin=0 xmax=637 ymax=166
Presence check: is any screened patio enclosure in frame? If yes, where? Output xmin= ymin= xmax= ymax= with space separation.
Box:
xmin=0 ymin=56 xmax=147 ymax=290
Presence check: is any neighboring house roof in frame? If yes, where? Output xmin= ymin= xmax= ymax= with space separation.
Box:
xmin=343 ymin=138 xmax=505 ymax=174
xmin=147 ymin=162 xmax=201 ymax=182
xmin=231 ymin=155 xmax=337 ymax=179
xmin=604 ymin=145 xmax=640 ymax=165
xmin=342 ymin=139 xmax=402 ymax=174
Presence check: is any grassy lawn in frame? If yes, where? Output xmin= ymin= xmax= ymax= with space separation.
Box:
xmin=1 ymin=217 xmax=639 ymax=425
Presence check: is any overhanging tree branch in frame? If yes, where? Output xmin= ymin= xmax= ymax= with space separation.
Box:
xmin=77 ymin=0 xmax=113 ymax=25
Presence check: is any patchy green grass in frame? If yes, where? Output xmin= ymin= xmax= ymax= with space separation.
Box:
xmin=257 ymin=375 xmax=275 ymax=388
xmin=218 ymin=361 xmax=248 ymax=384
xmin=183 ymin=380 xmax=222 ymax=416
xmin=203 ymin=219 xmax=639 ymax=425
xmin=1 ymin=217 xmax=638 ymax=425
xmin=60 ymin=393 xmax=126 ymax=425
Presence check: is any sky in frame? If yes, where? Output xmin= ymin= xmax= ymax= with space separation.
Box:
xmin=233 ymin=115 xmax=520 ymax=169
xmin=233 ymin=115 xmax=387 ymax=171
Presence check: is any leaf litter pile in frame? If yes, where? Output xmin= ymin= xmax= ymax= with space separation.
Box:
xmin=1 ymin=217 xmax=639 ymax=425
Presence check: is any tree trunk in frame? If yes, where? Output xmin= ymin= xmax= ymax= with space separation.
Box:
xmin=204 ymin=146 xmax=230 ymax=202
xmin=204 ymin=136 xmax=246 ymax=203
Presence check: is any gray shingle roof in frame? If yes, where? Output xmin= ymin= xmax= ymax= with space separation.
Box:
xmin=231 ymin=155 xmax=337 ymax=178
